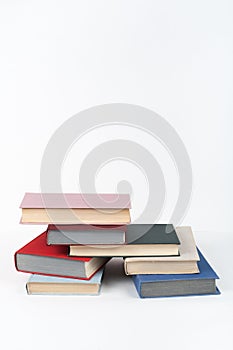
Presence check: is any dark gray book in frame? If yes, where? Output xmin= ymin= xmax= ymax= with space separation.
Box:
xmin=47 ymin=224 xmax=126 ymax=245
xmin=133 ymin=249 xmax=220 ymax=298
xmin=69 ymin=224 xmax=180 ymax=257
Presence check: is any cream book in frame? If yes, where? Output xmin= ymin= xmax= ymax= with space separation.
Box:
xmin=20 ymin=193 xmax=131 ymax=225
xmin=124 ymin=226 xmax=200 ymax=275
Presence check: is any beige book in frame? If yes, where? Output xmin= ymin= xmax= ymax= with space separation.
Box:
xmin=21 ymin=208 xmax=131 ymax=225
xmin=27 ymin=281 xmax=100 ymax=295
xmin=69 ymin=243 xmax=179 ymax=257
xmin=124 ymin=226 xmax=200 ymax=274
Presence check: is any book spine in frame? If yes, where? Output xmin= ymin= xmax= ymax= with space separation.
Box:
xmin=132 ymin=275 xmax=143 ymax=298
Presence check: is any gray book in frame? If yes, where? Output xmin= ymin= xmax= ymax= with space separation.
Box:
xmin=47 ymin=224 xmax=126 ymax=245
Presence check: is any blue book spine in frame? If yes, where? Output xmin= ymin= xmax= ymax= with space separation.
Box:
xmin=133 ymin=275 xmax=142 ymax=297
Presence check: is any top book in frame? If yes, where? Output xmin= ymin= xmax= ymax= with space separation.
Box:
xmin=20 ymin=193 xmax=131 ymax=225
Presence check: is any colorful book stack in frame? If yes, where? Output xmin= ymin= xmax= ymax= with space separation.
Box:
xmin=15 ymin=192 xmax=131 ymax=295
xmin=67 ymin=223 xmax=220 ymax=298
xmin=15 ymin=193 xmax=220 ymax=298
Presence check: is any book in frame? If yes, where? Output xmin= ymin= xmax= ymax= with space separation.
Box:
xmin=132 ymin=249 xmax=220 ymax=298
xmin=124 ymin=226 xmax=199 ymax=274
xmin=15 ymin=232 xmax=110 ymax=280
xmin=47 ymin=224 xmax=126 ymax=245
xmin=20 ymin=193 xmax=131 ymax=225
xmin=26 ymin=268 xmax=105 ymax=295
xmin=69 ymin=224 xmax=180 ymax=257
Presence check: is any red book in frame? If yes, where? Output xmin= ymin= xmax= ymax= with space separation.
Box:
xmin=14 ymin=232 xmax=110 ymax=280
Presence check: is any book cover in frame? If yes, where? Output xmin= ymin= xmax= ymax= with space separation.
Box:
xmin=125 ymin=224 xmax=180 ymax=244
xmin=132 ymin=249 xmax=220 ymax=298
xmin=20 ymin=192 xmax=131 ymax=209
xmin=15 ymin=232 xmax=110 ymax=279
xmin=47 ymin=224 xmax=126 ymax=245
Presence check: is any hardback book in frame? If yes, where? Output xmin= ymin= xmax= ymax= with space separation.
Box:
xmin=20 ymin=193 xmax=131 ymax=225
xmin=132 ymin=249 xmax=220 ymax=298
xmin=47 ymin=224 xmax=126 ymax=245
xmin=26 ymin=268 xmax=105 ymax=295
xmin=124 ymin=226 xmax=199 ymax=275
xmin=15 ymin=232 xmax=110 ymax=280
xmin=69 ymin=224 xmax=180 ymax=257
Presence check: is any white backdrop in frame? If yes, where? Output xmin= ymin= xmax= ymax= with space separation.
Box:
xmin=0 ymin=1 xmax=232 ymax=350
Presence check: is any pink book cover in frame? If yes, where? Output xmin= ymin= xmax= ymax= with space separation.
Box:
xmin=20 ymin=193 xmax=131 ymax=209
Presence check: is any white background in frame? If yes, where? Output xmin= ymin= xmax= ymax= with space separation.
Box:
xmin=0 ymin=1 xmax=232 ymax=349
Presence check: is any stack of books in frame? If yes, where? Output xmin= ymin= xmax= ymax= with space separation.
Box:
xmin=67 ymin=222 xmax=220 ymax=298
xmin=124 ymin=226 xmax=220 ymax=298
xmin=15 ymin=193 xmax=220 ymax=298
xmin=15 ymin=192 xmax=131 ymax=295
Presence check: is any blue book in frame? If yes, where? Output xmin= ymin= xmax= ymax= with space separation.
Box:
xmin=132 ymin=249 xmax=220 ymax=298
xmin=26 ymin=268 xmax=104 ymax=295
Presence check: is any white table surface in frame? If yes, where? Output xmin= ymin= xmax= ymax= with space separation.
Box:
xmin=1 ymin=227 xmax=232 ymax=350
